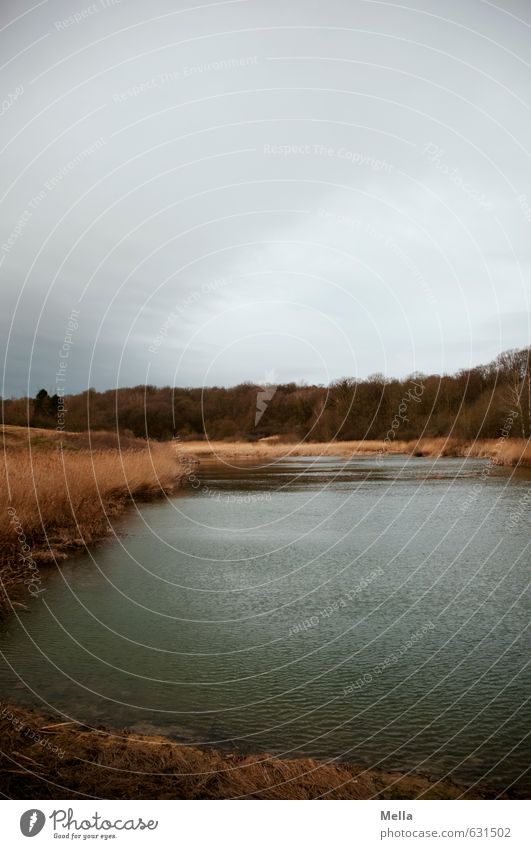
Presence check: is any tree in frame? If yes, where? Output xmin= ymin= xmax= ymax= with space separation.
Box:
xmin=496 ymin=348 xmax=530 ymax=437
xmin=32 ymin=389 xmax=52 ymax=424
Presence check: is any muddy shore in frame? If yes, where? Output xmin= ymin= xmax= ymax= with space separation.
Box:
xmin=0 ymin=704 xmax=511 ymax=800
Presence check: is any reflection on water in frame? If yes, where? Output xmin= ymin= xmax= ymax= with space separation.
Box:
xmin=0 ymin=455 xmax=529 ymax=792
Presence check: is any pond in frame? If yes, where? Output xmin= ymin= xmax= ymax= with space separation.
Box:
xmin=1 ymin=454 xmax=529 ymax=793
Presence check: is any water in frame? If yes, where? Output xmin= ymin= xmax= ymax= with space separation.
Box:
xmin=1 ymin=454 xmax=529 ymax=793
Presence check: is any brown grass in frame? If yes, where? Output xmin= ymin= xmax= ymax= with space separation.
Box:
xmin=0 ymin=427 xmax=182 ymax=610
xmin=177 ymin=439 xmax=411 ymax=460
xmin=178 ymin=437 xmax=531 ymax=466
xmin=459 ymin=438 xmax=531 ymax=466
xmin=0 ymin=424 xmax=147 ymax=451
xmin=0 ymin=704 xmax=507 ymax=800
xmin=410 ymin=437 xmax=531 ymax=466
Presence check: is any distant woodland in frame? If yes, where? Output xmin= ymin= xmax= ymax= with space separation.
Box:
xmin=2 ymin=347 xmax=530 ymax=442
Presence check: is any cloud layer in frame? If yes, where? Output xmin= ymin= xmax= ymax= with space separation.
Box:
xmin=1 ymin=0 xmax=530 ymax=396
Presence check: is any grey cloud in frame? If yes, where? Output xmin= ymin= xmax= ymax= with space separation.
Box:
xmin=1 ymin=0 xmax=530 ymax=397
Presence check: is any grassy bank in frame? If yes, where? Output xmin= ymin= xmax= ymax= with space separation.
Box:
xmin=1 ymin=427 xmax=527 ymax=610
xmin=0 ymin=704 xmax=507 ymax=800
xmin=177 ymin=436 xmax=531 ymax=466
xmin=0 ymin=430 xmax=525 ymax=800
xmin=0 ymin=426 xmax=182 ymax=612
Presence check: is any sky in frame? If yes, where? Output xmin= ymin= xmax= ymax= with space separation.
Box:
xmin=0 ymin=0 xmax=530 ymax=396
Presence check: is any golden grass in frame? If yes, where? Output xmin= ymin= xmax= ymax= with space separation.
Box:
xmin=412 ymin=437 xmax=531 ymax=466
xmin=0 ymin=424 xmax=147 ymax=451
xmin=460 ymin=438 xmax=531 ymax=466
xmin=0 ymin=704 xmax=505 ymax=800
xmin=176 ymin=439 xmax=411 ymax=460
xmin=0 ymin=428 xmax=181 ymax=609
xmin=178 ymin=437 xmax=531 ymax=466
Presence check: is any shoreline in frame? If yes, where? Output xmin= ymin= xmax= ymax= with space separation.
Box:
xmin=1 ymin=429 xmax=528 ymax=799
xmin=175 ymin=435 xmax=531 ymax=467
xmin=0 ymin=704 xmax=512 ymax=800
xmin=1 ymin=430 xmax=529 ymax=611
xmin=0 ymin=427 xmax=184 ymax=615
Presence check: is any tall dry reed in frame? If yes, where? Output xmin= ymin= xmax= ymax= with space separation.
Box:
xmin=177 ymin=436 xmax=531 ymax=466
xmin=0 ymin=434 xmax=181 ymax=607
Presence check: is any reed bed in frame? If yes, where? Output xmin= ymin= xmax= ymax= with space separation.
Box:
xmin=412 ymin=437 xmax=531 ymax=466
xmin=177 ymin=438 xmax=411 ymax=460
xmin=460 ymin=437 xmax=531 ymax=466
xmin=0 ymin=431 xmax=181 ymax=609
xmin=1 ymin=424 xmax=147 ymax=451
xmin=178 ymin=436 xmax=531 ymax=466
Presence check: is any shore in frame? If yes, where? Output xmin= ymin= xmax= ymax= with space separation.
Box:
xmin=0 ymin=427 xmax=527 ymax=800
xmin=176 ymin=435 xmax=531 ymax=467
xmin=1 ymin=427 xmax=529 ymax=611
xmin=0 ymin=704 xmax=508 ymax=800
xmin=0 ymin=426 xmax=184 ymax=614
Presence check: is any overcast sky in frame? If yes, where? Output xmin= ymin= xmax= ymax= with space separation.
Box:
xmin=1 ymin=0 xmax=530 ymax=396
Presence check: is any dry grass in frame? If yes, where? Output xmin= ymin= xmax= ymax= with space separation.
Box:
xmin=0 ymin=427 xmax=182 ymax=610
xmin=177 ymin=439 xmax=411 ymax=460
xmin=0 ymin=424 xmax=147 ymax=452
xmin=0 ymin=704 xmax=506 ymax=800
xmin=460 ymin=438 xmax=531 ymax=466
xmin=178 ymin=437 xmax=531 ymax=466
xmin=411 ymin=437 xmax=531 ymax=466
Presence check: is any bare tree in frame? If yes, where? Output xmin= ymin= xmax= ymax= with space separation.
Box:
xmin=496 ymin=348 xmax=530 ymax=437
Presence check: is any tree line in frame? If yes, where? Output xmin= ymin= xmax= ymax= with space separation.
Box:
xmin=2 ymin=347 xmax=530 ymax=442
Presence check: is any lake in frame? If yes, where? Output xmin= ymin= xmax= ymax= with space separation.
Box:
xmin=1 ymin=454 xmax=529 ymax=793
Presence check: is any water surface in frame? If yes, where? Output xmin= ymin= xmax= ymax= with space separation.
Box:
xmin=1 ymin=454 xmax=529 ymax=793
